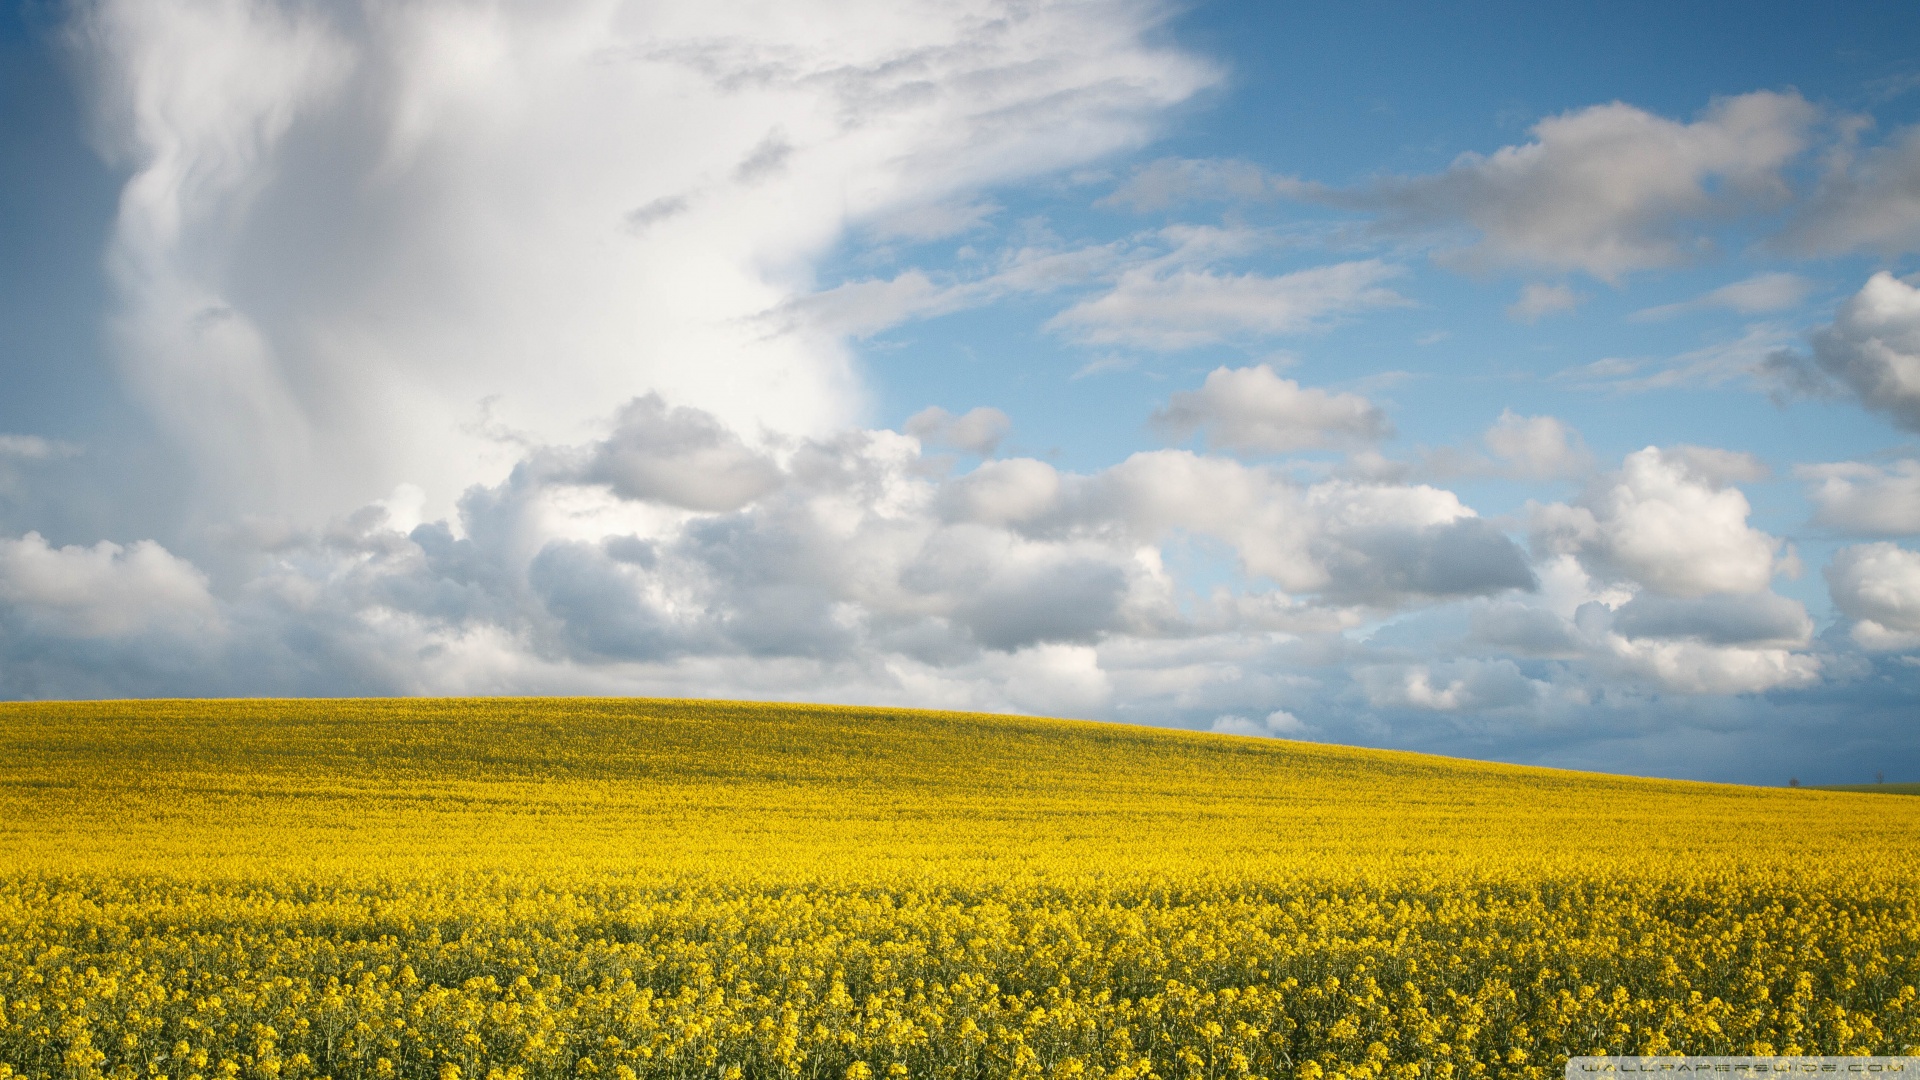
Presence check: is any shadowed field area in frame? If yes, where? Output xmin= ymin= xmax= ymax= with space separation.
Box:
xmin=1813 ymin=783 xmax=1920 ymax=796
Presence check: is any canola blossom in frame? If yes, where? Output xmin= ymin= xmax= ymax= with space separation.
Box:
xmin=0 ymin=698 xmax=1914 ymax=1080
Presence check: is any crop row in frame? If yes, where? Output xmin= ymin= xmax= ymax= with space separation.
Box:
xmin=1 ymin=876 xmax=1914 ymax=1080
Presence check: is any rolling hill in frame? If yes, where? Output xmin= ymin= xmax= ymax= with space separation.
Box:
xmin=0 ymin=697 xmax=1914 ymax=1079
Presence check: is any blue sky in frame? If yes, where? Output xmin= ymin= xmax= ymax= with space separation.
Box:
xmin=4 ymin=0 xmax=1920 ymax=784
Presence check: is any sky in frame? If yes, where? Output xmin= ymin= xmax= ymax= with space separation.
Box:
xmin=3 ymin=0 xmax=1920 ymax=785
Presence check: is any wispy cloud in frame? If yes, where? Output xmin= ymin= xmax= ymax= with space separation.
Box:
xmin=1630 ymin=272 xmax=1813 ymax=321
xmin=1555 ymin=323 xmax=1796 ymax=392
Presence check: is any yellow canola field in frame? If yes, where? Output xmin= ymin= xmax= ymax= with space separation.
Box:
xmin=0 ymin=697 xmax=1914 ymax=1080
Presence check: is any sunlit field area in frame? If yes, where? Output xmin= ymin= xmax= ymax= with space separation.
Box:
xmin=0 ymin=698 xmax=1915 ymax=1080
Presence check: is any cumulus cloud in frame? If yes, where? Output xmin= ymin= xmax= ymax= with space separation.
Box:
xmin=1826 ymin=542 xmax=1920 ymax=651
xmin=1533 ymin=446 xmax=1785 ymax=597
xmin=1773 ymin=272 xmax=1920 ymax=432
xmin=1066 ymin=450 xmax=1534 ymax=605
xmin=1332 ymin=92 xmax=1818 ymax=281
xmin=1596 ymin=632 xmax=1820 ymax=695
xmin=1208 ymin=709 xmax=1309 ymax=738
xmin=1507 ymin=283 xmax=1583 ymax=323
xmin=1607 ymin=591 xmax=1811 ymax=647
xmin=1045 ymin=259 xmax=1408 ymax=349
xmin=1478 ymin=447 xmax=1820 ymax=696
xmin=70 ymin=0 xmax=1216 ymax=524
xmin=1481 ymin=411 xmax=1593 ymax=480
xmin=1469 ymin=587 xmax=1821 ymax=698
xmin=1359 ymin=659 xmax=1544 ymax=712
xmin=567 ymin=394 xmax=783 ymax=512
xmin=0 ymin=392 xmax=1553 ymax=700
xmin=1469 ymin=599 xmax=1586 ymax=658
xmin=905 ymin=406 xmax=1011 ymax=457
xmin=1798 ymin=459 xmax=1920 ymax=536
xmin=1630 ymin=272 xmax=1813 ymax=321
xmin=1779 ymin=125 xmax=1920 ymax=256
xmin=1150 ymin=365 xmax=1390 ymax=453
xmin=939 ymin=458 xmax=1062 ymax=525
xmin=0 ymin=532 xmax=215 ymax=638
xmin=1415 ymin=411 xmax=1594 ymax=483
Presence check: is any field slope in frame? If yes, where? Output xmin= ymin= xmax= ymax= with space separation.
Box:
xmin=0 ymin=697 xmax=1915 ymax=1079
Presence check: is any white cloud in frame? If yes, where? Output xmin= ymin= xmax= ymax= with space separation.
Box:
xmin=1660 ymin=445 xmax=1770 ymax=485
xmin=1150 ymin=365 xmax=1390 ymax=453
xmin=1507 ymin=282 xmax=1583 ymax=322
xmin=1780 ymin=125 xmax=1920 ymax=256
xmin=1071 ymin=450 xmax=1533 ymax=605
xmin=1631 ymin=272 xmax=1813 ymax=321
xmin=769 ymin=238 xmax=1131 ymax=340
xmin=771 ymin=222 xmax=1300 ymax=350
xmin=0 ymin=388 xmax=1869 ymax=730
xmin=566 ymin=394 xmax=783 ymax=512
xmin=1208 ymin=709 xmax=1309 ymax=738
xmin=998 ymin=643 xmax=1112 ymax=715
xmin=1045 ymin=260 xmax=1408 ymax=350
xmin=0 ymin=532 xmax=215 ymax=638
xmin=1533 ymin=446 xmax=1785 ymax=596
xmin=1495 ymin=447 xmax=1817 ymax=694
xmin=939 ymin=458 xmax=1062 ymax=525
xmin=1826 ymin=542 xmax=1920 ymax=651
xmin=1598 ymin=634 xmax=1820 ymax=695
xmin=1413 ymin=411 xmax=1594 ymax=482
xmin=72 ymin=0 xmax=1216 ymax=525
xmin=1789 ymin=272 xmax=1920 ymax=432
xmin=1339 ymin=92 xmax=1818 ymax=281
xmin=1481 ymin=410 xmax=1593 ymax=480
xmin=866 ymin=198 xmax=999 ymax=242
xmin=0 ymin=395 xmax=1547 ymax=697
xmin=905 ymin=406 xmax=1011 ymax=457
xmin=1359 ymin=659 xmax=1544 ymax=712
xmin=1607 ymin=591 xmax=1811 ymax=647
xmin=1798 ymin=459 xmax=1920 ymax=536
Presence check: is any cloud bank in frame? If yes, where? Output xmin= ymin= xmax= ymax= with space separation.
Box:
xmin=70 ymin=0 xmax=1216 ymax=525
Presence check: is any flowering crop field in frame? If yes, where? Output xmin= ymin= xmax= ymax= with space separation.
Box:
xmin=0 ymin=698 xmax=1915 ymax=1080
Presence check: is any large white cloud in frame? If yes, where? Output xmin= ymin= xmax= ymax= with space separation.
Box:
xmin=1826 ymin=542 xmax=1920 ymax=651
xmin=1533 ymin=445 xmax=1784 ymax=597
xmin=1494 ymin=447 xmax=1818 ymax=696
xmin=71 ymin=0 xmax=1215 ymax=525
xmin=1792 ymin=272 xmax=1920 ymax=432
xmin=1596 ymin=633 xmax=1820 ymax=695
xmin=1798 ymin=459 xmax=1920 ymax=536
xmin=0 ymin=532 xmax=215 ymax=638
